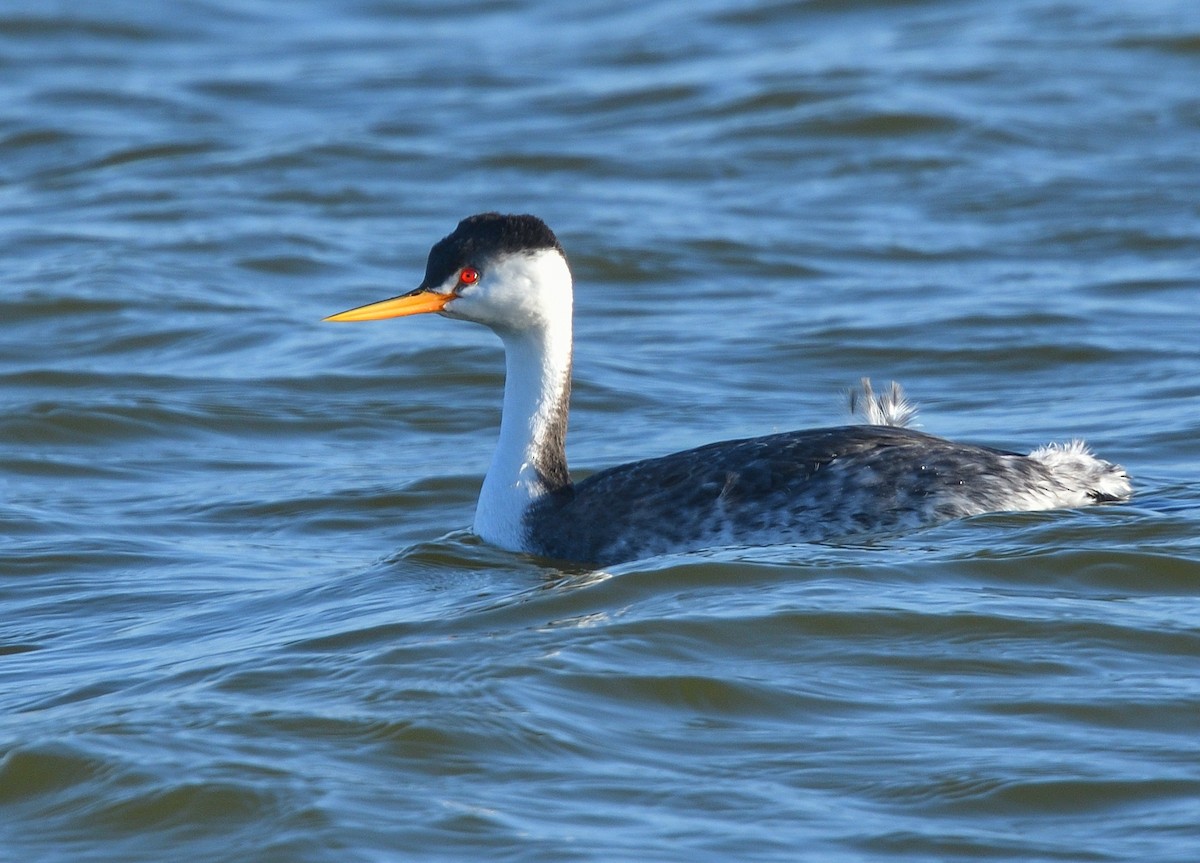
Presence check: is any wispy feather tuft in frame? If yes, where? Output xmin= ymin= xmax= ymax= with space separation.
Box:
xmin=848 ymin=378 xmax=919 ymax=429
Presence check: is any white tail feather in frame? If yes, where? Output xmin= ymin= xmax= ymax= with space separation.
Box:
xmin=1027 ymin=439 xmax=1132 ymax=503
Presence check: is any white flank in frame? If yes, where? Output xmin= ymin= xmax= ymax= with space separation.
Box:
xmin=1026 ymin=439 xmax=1132 ymax=505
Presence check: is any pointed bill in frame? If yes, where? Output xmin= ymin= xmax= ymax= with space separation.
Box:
xmin=324 ymin=289 xmax=452 ymax=322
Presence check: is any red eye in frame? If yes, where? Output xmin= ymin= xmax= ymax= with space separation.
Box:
xmin=459 ymin=267 xmax=480 ymax=285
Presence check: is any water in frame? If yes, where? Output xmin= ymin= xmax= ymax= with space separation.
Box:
xmin=2 ymin=0 xmax=1199 ymax=860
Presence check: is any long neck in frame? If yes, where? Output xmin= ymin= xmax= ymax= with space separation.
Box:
xmin=473 ymin=321 xmax=573 ymax=551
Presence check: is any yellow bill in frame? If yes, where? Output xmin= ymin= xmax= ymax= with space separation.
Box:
xmin=324 ymin=289 xmax=453 ymax=322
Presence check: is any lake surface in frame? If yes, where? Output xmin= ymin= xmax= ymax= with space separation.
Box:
xmin=2 ymin=1 xmax=1199 ymax=860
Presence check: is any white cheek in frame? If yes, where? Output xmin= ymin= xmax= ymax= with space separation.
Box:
xmin=436 ymin=249 xmax=572 ymax=331
xmin=440 ymin=291 xmax=474 ymax=320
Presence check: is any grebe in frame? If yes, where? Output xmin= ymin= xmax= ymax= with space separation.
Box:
xmin=326 ymin=213 xmax=1131 ymax=565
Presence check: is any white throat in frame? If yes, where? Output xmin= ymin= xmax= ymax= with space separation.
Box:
xmin=469 ymin=251 xmax=574 ymax=552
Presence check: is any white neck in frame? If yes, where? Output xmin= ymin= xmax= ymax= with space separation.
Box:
xmin=468 ymin=253 xmax=574 ymax=552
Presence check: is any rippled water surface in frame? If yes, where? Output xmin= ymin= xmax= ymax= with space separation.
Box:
xmin=3 ymin=1 xmax=1199 ymax=860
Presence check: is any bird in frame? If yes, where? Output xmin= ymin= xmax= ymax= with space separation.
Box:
xmin=325 ymin=212 xmax=1131 ymax=566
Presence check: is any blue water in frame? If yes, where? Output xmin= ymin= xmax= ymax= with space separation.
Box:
xmin=2 ymin=1 xmax=1199 ymax=860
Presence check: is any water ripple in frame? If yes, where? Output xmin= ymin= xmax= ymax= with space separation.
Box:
xmin=2 ymin=1 xmax=1199 ymax=861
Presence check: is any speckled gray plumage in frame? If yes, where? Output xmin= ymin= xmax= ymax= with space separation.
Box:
xmin=524 ymin=425 xmax=1104 ymax=565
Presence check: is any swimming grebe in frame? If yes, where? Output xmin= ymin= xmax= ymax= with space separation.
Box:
xmin=326 ymin=213 xmax=1131 ymax=565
